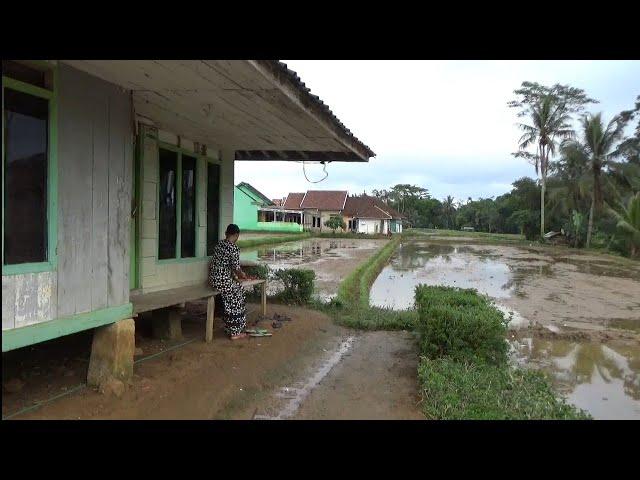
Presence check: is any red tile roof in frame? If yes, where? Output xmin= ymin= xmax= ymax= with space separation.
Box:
xmin=343 ymin=195 xmax=405 ymax=219
xmin=299 ymin=190 xmax=348 ymax=211
xmin=283 ymin=193 xmax=305 ymax=209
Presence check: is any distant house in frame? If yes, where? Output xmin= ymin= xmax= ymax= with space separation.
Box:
xmin=295 ymin=190 xmax=348 ymax=232
xmin=342 ymin=195 xmax=404 ymax=234
xmin=233 ymin=182 xmax=273 ymax=230
xmin=233 ymin=182 xmax=302 ymax=232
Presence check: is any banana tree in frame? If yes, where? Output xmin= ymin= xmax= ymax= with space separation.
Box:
xmin=606 ymin=192 xmax=640 ymax=258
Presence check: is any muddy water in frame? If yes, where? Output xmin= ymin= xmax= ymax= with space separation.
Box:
xmin=370 ymin=239 xmax=640 ymax=419
xmin=241 ymin=238 xmax=388 ymax=301
xmin=511 ymin=338 xmax=640 ymax=419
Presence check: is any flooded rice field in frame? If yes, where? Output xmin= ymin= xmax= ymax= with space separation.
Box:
xmin=370 ymin=239 xmax=640 ymax=419
xmin=241 ymin=238 xmax=388 ymax=301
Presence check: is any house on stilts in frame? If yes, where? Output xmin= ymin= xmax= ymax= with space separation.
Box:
xmin=1 ymin=60 xmax=374 ymax=386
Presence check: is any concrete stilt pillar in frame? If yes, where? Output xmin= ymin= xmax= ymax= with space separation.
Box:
xmin=152 ymin=307 xmax=183 ymax=340
xmin=87 ymin=318 xmax=135 ymax=387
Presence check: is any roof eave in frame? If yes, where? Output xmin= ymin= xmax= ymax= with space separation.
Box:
xmin=248 ymin=60 xmax=375 ymax=162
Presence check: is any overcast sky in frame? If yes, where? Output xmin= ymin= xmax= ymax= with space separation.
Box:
xmin=235 ymin=60 xmax=640 ymax=203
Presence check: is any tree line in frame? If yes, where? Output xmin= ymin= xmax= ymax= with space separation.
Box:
xmin=370 ymin=85 xmax=639 ymax=258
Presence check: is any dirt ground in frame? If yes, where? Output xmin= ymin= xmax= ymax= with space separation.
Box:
xmin=2 ymin=305 xmax=423 ymax=420
xmin=292 ymin=331 xmax=423 ymax=420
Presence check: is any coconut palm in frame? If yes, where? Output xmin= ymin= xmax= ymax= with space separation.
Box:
xmin=516 ymin=95 xmax=575 ymax=237
xmin=575 ymin=113 xmax=626 ymax=247
xmin=442 ymin=195 xmax=456 ymax=229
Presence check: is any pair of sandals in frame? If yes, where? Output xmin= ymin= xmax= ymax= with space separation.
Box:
xmin=244 ymin=328 xmax=272 ymax=337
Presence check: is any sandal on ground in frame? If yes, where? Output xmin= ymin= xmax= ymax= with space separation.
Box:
xmin=245 ymin=328 xmax=272 ymax=337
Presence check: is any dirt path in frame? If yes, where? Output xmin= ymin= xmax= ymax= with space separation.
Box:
xmin=223 ymin=331 xmax=424 ymax=420
xmin=293 ymin=331 xmax=423 ymax=420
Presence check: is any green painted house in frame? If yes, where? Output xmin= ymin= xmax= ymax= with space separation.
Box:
xmin=234 ymin=182 xmax=303 ymax=232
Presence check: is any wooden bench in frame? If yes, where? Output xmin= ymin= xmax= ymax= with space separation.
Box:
xmin=131 ymin=279 xmax=267 ymax=343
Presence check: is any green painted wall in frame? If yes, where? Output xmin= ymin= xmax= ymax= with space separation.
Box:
xmin=233 ymin=186 xmax=259 ymax=230
xmin=255 ymin=221 xmax=303 ymax=232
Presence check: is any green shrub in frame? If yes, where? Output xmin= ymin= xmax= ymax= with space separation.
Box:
xmin=418 ymin=357 xmax=590 ymax=420
xmin=272 ymin=268 xmax=315 ymax=305
xmin=415 ymin=285 xmax=509 ymax=365
xmin=324 ymin=215 xmax=347 ymax=233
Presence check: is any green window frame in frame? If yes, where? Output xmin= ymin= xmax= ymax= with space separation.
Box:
xmin=156 ymin=142 xmax=213 ymax=264
xmin=2 ymin=62 xmax=58 ymax=276
xmin=206 ymin=158 xmax=221 ymax=256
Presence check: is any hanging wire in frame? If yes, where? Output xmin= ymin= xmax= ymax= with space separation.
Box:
xmin=302 ymin=161 xmax=329 ymax=184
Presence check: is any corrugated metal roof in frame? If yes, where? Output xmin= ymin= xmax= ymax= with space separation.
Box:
xmin=283 ymin=192 xmax=305 ymax=210
xmin=273 ymin=61 xmax=375 ymax=159
xmin=343 ymin=195 xmax=405 ymax=219
xmin=300 ymin=190 xmax=348 ymax=211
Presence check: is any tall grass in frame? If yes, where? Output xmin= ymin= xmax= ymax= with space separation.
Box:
xmin=414 ymin=285 xmax=590 ymax=419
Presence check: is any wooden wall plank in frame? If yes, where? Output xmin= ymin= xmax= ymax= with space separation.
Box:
xmin=2 ymin=276 xmax=16 ymax=330
xmin=107 ymin=84 xmax=132 ymax=308
xmin=15 ymin=274 xmax=39 ymax=327
xmin=91 ymin=89 xmax=110 ymax=310
xmin=57 ymin=65 xmax=94 ymax=316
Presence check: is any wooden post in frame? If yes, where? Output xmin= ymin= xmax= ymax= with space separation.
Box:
xmin=261 ymin=281 xmax=267 ymax=317
xmin=206 ymin=295 xmax=215 ymax=343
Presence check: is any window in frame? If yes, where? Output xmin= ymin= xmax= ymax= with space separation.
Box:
xmin=206 ymin=162 xmax=220 ymax=256
xmin=181 ymin=155 xmax=196 ymax=258
xmin=3 ymin=61 xmax=55 ymax=269
xmin=158 ymin=148 xmax=177 ymax=259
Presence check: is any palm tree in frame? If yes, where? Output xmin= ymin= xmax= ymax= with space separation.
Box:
xmin=516 ymin=95 xmax=575 ymax=237
xmin=442 ymin=195 xmax=456 ymax=229
xmin=575 ymin=113 xmax=626 ymax=247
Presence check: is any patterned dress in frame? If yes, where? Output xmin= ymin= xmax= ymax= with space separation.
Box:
xmin=208 ymin=239 xmax=247 ymax=336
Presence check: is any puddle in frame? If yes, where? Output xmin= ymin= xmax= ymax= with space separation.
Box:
xmin=511 ymin=338 xmax=640 ymax=419
xmin=241 ymin=238 xmax=387 ymax=300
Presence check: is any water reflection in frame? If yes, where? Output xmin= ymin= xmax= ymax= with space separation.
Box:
xmin=370 ymin=241 xmax=516 ymax=309
xmin=511 ymin=337 xmax=640 ymax=419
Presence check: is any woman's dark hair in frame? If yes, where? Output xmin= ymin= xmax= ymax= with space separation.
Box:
xmin=225 ymin=224 xmax=240 ymax=236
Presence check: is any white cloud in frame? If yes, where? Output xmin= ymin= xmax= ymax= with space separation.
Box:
xmin=236 ymin=60 xmax=640 ymax=202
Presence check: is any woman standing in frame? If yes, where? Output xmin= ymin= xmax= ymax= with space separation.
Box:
xmin=208 ymin=224 xmax=252 ymax=340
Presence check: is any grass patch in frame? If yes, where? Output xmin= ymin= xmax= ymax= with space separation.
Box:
xmin=337 ymin=236 xmax=401 ymax=308
xmin=314 ymin=235 xmax=413 ymax=331
xmin=316 ymin=301 xmax=418 ymax=331
xmin=414 ymin=285 xmax=590 ymax=420
xmin=313 ymin=231 xmax=397 ymax=240
xmin=418 ymin=357 xmax=590 ymax=420
xmin=237 ymin=232 xmax=312 ymax=249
